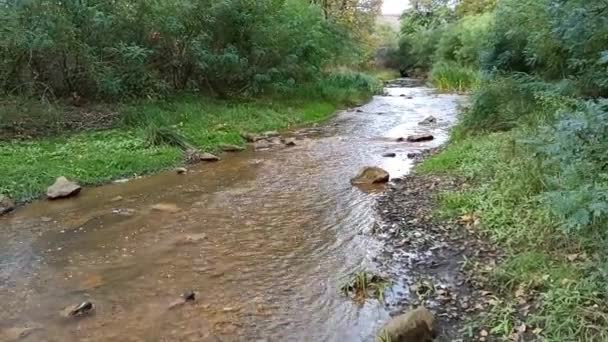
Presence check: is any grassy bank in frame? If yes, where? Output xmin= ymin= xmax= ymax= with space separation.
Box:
xmin=0 ymin=72 xmax=384 ymax=203
xmin=417 ymin=112 xmax=608 ymax=340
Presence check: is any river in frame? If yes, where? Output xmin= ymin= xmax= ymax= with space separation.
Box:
xmin=0 ymin=79 xmax=463 ymax=341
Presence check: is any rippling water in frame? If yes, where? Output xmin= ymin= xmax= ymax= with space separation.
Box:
xmin=0 ymin=79 xmax=463 ymax=341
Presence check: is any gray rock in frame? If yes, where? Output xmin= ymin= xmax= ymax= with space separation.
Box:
xmin=263 ymin=131 xmax=280 ymax=138
xmin=61 ymin=301 xmax=95 ymax=318
xmin=418 ymin=116 xmax=437 ymax=126
xmin=253 ymin=140 xmax=271 ymax=151
xmin=382 ymin=152 xmax=397 ymax=158
xmin=219 ymin=144 xmax=245 ymax=152
xmin=47 ymin=177 xmax=81 ymax=200
xmin=376 ymin=306 xmax=436 ymax=342
xmin=241 ymin=132 xmax=263 ymax=142
xmin=175 ymin=167 xmax=188 ymax=174
xmin=351 ymin=167 xmax=390 ymax=185
xmin=284 ymin=138 xmax=297 ymax=147
xmin=199 ymin=152 xmax=220 ymax=162
xmin=406 ymin=134 xmax=434 ymax=142
xmin=0 ymin=195 xmax=15 ymax=215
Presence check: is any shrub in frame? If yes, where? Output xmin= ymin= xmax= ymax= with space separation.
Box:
xmin=0 ymin=0 xmax=369 ymax=100
xmin=430 ymin=62 xmax=479 ymax=92
xmin=533 ymin=100 xmax=608 ymax=232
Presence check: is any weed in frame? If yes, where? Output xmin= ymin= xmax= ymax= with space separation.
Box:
xmin=340 ymin=271 xmax=390 ymax=304
xmin=430 ymin=63 xmax=480 ymax=92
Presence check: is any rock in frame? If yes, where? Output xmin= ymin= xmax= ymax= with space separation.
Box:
xmin=61 ymin=301 xmax=95 ymax=318
xmin=418 ymin=116 xmax=437 ymax=126
xmin=268 ymin=137 xmax=283 ymax=145
xmin=199 ymin=152 xmax=220 ymax=162
xmin=46 ymin=177 xmax=81 ymax=200
xmin=396 ymin=137 xmax=406 ymax=142
xmin=406 ymin=134 xmax=434 ymax=142
xmin=400 ymin=94 xmax=406 ymax=97
xmin=169 ymin=291 xmax=196 ymax=310
xmin=351 ymin=167 xmax=390 ymax=185
xmin=356 ymin=109 xmax=365 ymax=113
xmin=407 ymin=152 xmax=420 ymax=159
xmin=110 ymin=196 xmax=124 ymax=202
xmin=175 ymin=167 xmax=188 ymax=174
xmin=113 ymin=178 xmax=130 ymax=184
xmin=0 ymin=195 xmax=15 ymax=215
xmin=376 ymin=306 xmax=436 ymax=342
xmin=151 ymin=203 xmax=180 ymax=213
xmin=219 ymin=144 xmax=245 ymax=152
xmin=175 ymin=233 xmax=207 ymax=245
xmin=263 ymin=131 xmax=280 ymax=138
xmin=40 ymin=216 xmax=53 ymax=222
xmin=382 ymin=152 xmax=397 ymax=158
xmin=111 ymin=208 xmax=135 ymax=217
xmin=253 ymin=140 xmax=271 ymax=151
xmin=183 ymin=291 xmax=196 ymax=302
xmin=284 ymin=138 xmax=297 ymax=147
xmin=241 ymin=132 xmax=263 ymax=142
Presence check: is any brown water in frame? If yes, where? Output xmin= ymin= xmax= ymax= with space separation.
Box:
xmin=0 ymin=79 xmax=464 ymax=342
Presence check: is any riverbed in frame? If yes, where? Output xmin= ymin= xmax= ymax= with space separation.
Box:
xmin=0 ymin=79 xmax=463 ymax=341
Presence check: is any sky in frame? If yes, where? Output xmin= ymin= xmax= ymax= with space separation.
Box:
xmin=382 ymin=0 xmax=410 ymax=15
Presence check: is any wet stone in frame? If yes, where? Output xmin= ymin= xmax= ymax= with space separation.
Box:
xmin=47 ymin=177 xmax=81 ymax=200
xmin=0 ymin=194 xmax=15 ymax=215
xmin=351 ymin=167 xmax=390 ymax=185
xmin=406 ymin=134 xmax=434 ymax=143
xmin=61 ymin=301 xmax=95 ymax=318
xmin=382 ymin=152 xmax=397 ymax=158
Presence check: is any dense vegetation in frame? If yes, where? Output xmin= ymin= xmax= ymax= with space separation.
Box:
xmin=0 ymin=0 xmax=389 ymax=202
xmin=394 ymin=0 xmax=608 ymax=340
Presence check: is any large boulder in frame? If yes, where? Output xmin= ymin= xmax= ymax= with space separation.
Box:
xmin=351 ymin=167 xmax=390 ymax=185
xmin=47 ymin=177 xmax=81 ymax=200
xmin=0 ymin=195 xmax=15 ymax=215
xmin=376 ymin=307 xmax=436 ymax=342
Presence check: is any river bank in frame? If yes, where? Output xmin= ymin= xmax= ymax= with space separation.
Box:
xmin=376 ymin=132 xmax=608 ymax=341
xmin=0 ymin=71 xmax=396 ymax=206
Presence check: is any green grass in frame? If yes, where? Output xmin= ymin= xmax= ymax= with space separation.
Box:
xmin=430 ymin=62 xmax=480 ymax=92
xmin=417 ymin=130 xmax=608 ymax=341
xmin=0 ymin=76 xmax=378 ymax=203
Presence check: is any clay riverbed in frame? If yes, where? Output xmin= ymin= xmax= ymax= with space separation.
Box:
xmin=0 ymin=79 xmax=464 ymax=341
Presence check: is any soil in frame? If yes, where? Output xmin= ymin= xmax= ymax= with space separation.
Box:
xmin=374 ymin=149 xmax=503 ymax=341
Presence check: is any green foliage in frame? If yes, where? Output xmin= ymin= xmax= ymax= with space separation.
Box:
xmin=143 ymin=125 xmax=190 ymax=150
xmin=0 ymin=0 xmax=369 ymax=100
xmin=429 ymin=62 xmax=479 ymax=92
xmin=460 ymin=74 xmax=577 ymax=134
xmin=0 ymin=72 xmax=379 ymax=202
xmin=532 ymin=101 xmax=608 ymax=233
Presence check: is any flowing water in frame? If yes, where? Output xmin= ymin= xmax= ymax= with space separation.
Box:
xmin=0 ymin=79 xmax=464 ymax=342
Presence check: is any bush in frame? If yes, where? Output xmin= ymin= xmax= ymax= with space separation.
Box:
xmin=430 ymin=62 xmax=479 ymax=92
xmin=533 ymin=100 xmax=608 ymax=233
xmin=460 ymin=74 xmax=577 ymax=133
xmin=0 ymin=0 xmax=368 ymax=100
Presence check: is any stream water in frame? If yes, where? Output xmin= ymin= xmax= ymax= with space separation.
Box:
xmin=0 ymin=79 xmax=463 ymax=342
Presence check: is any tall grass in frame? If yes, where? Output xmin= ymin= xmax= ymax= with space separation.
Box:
xmin=430 ymin=63 xmax=480 ymax=92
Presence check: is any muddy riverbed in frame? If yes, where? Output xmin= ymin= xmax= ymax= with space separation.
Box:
xmin=0 ymin=79 xmax=464 ymax=341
